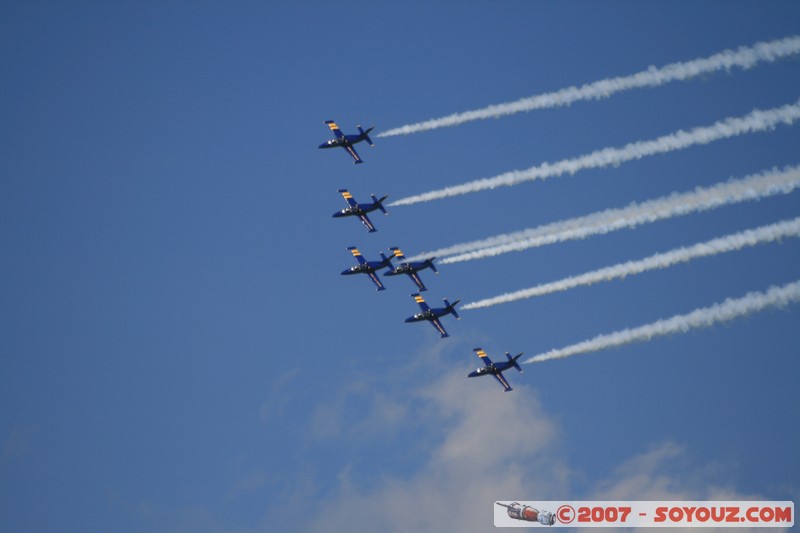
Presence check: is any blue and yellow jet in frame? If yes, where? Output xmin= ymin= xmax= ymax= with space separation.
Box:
xmin=468 ymin=348 xmax=523 ymax=392
xmin=383 ymin=247 xmax=438 ymax=291
xmin=341 ymin=247 xmax=393 ymax=291
xmin=318 ymin=120 xmax=374 ymax=164
xmin=404 ymin=293 xmax=460 ymax=338
xmin=332 ymin=189 xmax=388 ymax=233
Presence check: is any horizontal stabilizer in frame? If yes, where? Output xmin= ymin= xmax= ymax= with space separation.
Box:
xmin=371 ymin=194 xmax=389 ymax=215
xmin=506 ymin=352 xmax=524 ymax=373
xmin=444 ymin=298 xmax=460 ymax=319
xmin=358 ymin=126 xmax=375 ymax=146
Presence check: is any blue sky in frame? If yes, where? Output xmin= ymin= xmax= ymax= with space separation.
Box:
xmin=1 ymin=2 xmax=799 ymax=532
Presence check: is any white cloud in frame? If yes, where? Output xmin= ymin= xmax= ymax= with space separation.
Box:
xmin=591 ymin=441 xmax=694 ymax=500
xmin=301 ymin=369 xmax=570 ymax=533
xmin=293 ymin=362 xmax=790 ymax=533
xmin=589 ymin=443 xmax=793 ymax=533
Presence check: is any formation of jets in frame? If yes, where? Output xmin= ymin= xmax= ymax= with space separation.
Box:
xmin=322 ymin=120 xmax=523 ymax=392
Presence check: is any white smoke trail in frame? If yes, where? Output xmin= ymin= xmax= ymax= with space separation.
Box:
xmin=378 ymin=36 xmax=800 ymax=137
xmin=464 ymin=217 xmax=800 ymax=309
xmin=408 ymin=165 xmax=800 ymax=264
xmin=389 ymin=99 xmax=800 ymax=207
xmin=526 ymin=279 xmax=800 ymax=364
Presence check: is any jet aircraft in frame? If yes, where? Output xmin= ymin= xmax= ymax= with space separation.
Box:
xmin=318 ymin=120 xmax=374 ymax=164
xmin=467 ymin=348 xmax=523 ymax=392
xmin=341 ymin=247 xmax=393 ymax=291
xmin=332 ymin=189 xmax=388 ymax=233
xmin=404 ymin=293 xmax=460 ymax=338
xmin=383 ymin=247 xmax=437 ymax=291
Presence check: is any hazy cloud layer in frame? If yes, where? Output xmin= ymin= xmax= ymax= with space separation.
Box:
xmin=288 ymin=351 xmax=786 ymax=532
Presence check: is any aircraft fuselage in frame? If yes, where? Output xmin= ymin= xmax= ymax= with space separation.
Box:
xmin=318 ymin=134 xmax=366 ymax=149
xmin=333 ymin=203 xmax=371 ymax=218
xmin=342 ymin=262 xmax=384 ymax=275
xmin=406 ymin=311 xmax=433 ymax=322
xmin=468 ymin=361 xmax=515 ymax=378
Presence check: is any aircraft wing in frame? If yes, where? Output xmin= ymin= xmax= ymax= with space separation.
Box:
xmin=367 ymin=271 xmax=386 ymax=291
xmin=339 ymin=189 xmax=359 ymax=208
xmin=390 ymin=247 xmax=407 ymax=261
xmin=429 ymin=317 xmax=449 ymax=338
xmin=492 ymin=372 xmax=513 ymax=392
xmin=359 ymin=214 xmax=376 ymax=233
xmin=412 ymin=294 xmax=432 ymax=313
xmin=325 ymin=120 xmax=345 ymax=139
xmin=407 ymin=271 xmax=427 ymax=291
xmin=474 ymin=348 xmax=495 ymax=367
xmin=348 ymin=247 xmax=368 ymax=266
xmin=344 ymin=145 xmax=363 ymax=164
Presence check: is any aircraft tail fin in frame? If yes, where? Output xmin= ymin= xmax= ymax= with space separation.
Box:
xmin=506 ymin=352 xmax=524 ymax=373
xmin=426 ymin=258 xmax=438 ymax=274
xmin=358 ymin=126 xmax=375 ymax=146
xmin=380 ymin=252 xmax=393 ymax=270
xmin=444 ymin=298 xmax=460 ymax=319
xmin=371 ymin=194 xmax=389 ymax=215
